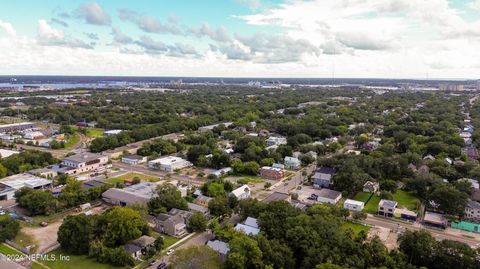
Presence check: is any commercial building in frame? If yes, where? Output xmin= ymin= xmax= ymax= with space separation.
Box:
xmin=378 ymin=199 xmax=397 ymax=217
xmin=148 ymin=156 xmax=192 ymax=172
xmin=209 ymin=167 xmax=232 ymax=178
xmin=121 ymin=155 xmax=147 ymax=165
xmin=394 ymin=208 xmax=418 ymax=221
xmin=0 ymin=149 xmax=19 ymax=159
xmin=61 ymin=153 xmax=109 ymax=174
xmin=343 ymin=199 xmax=364 ymax=211
xmin=0 ymin=173 xmax=52 ymax=200
xmin=465 ymin=200 xmax=480 ymax=223
xmin=102 ymin=182 xmax=157 ymax=206
xmin=451 ymin=220 xmax=480 ymax=233
xmin=0 ymin=122 xmax=36 ymax=132
xmin=259 ymin=166 xmax=284 ymax=180
xmin=423 ymin=211 xmax=447 ymax=228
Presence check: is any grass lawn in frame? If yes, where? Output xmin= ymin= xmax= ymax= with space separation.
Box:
xmin=353 ymin=192 xmax=372 ymax=203
xmin=342 ymin=221 xmax=370 ymax=235
xmin=237 ymin=176 xmax=264 ymax=185
xmin=40 ymin=249 xmax=125 ymax=269
xmin=393 ymin=190 xmax=420 ymax=211
xmin=363 ymin=194 xmax=381 ymax=214
xmin=32 ymin=208 xmax=76 ymax=225
xmin=0 ymin=243 xmax=23 ymax=255
xmin=63 ymin=133 xmax=80 ymax=149
xmin=106 ymin=172 xmax=160 ymax=185
xmin=163 ymin=234 xmax=179 ymax=248
xmin=86 ymin=128 xmax=104 ymax=138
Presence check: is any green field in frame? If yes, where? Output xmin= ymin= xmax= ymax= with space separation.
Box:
xmin=64 ymin=133 xmax=80 ymax=149
xmin=86 ymin=128 xmax=104 ymax=138
xmin=353 ymin=192 xmax=372 ymax=203
xmin=162 ymin=234 xmax=179 ymax=248
xmin=237 ymin=176 xmax=264 ymax=185
xmin=0 ymin=243 xmax=22 ymax=255
xmin=393 ymin=190 xmax=420 ymax=211
xmin=342 ymin=221 xmax=370 ymax=235
xmin=106 ymin=172 xmax=160 ymax=185
xmin=364 ymin=194 xmax=381 ymax=214
xmin=40 ymin=249 xmax=125 ymax=269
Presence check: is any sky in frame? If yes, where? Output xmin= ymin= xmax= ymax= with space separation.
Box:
xmin=1 ymin=0 xmax=480 ymax=79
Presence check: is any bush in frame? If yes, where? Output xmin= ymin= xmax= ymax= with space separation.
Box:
xmin=352 ymin=211 xmax=367 ymax=220
xmin=0 ymin=218 xmax=20 ymax=241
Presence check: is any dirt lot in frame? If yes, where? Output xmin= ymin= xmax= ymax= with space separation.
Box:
xmin=368 ymin=226 xmax=398 ymax=250
xmin=23 ymin=221 xmax=62 ymax=254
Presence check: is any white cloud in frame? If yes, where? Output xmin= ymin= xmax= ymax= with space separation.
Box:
xmin=189 ymin=23 xmax=231 ymax=42
xmin=37 ymin=20 xmax=92 ymax=49
xmin=0 ymin=20 xmax=16 ymax=36
xmin=75 ymin=2 xmax=111 ymax=25
xmin=466 ymin=0 xmax=480 ymax=10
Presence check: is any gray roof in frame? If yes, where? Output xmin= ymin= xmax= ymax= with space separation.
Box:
xmin=244 ymin=217 xmax=259 ymax=229
xmin=102 ymin=188 xmax=151 ymax=205
xmin=313 ymin=172 xmax=332 ymax=181
xmin=123 ymin=243 xmax=142 ymax=253
xmin=379 ymin=199 xmax=397 ymax=208
xmin=132 ymin=235 xmax=156 ymax=247
xmin=188 ymin=202 xmax=209 ymax=213
xmin=318 ymin=189 xmax=341 ymax=200
xmin=206 ymin=240 xmax=229 ymax=255
xmin=467 ymin=200 xmax=480 ymax=210
xmin=62 ymin=152 xmax=103 ymax=163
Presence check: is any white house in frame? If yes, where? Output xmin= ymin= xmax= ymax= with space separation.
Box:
xmin=284 ymin=156 xmax=301 ymax=170
xmin=343 ymin=199 xmax=365 ymax=211
xmin=104 ymin=129 xmax=123 ymax=136
xmin=121 ymin=155 xmax=147 ymax=165
xmin=230 ymin=184 xmax=251 ymax=200
xmin=148 ymin=156 xmax=192 ymax=172
xmin=317 ymin=189 xmax=342 ymax=204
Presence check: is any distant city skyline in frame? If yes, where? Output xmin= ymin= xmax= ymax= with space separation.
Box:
xmin=1 ymin=0 xmax=480 ymax=79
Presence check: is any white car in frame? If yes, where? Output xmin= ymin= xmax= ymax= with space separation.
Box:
xmin=0 ymin=211 xmax=5 ymax=216
xmin=166 ymin=248 xmax=174 ymax=256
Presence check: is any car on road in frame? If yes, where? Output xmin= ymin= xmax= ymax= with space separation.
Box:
xmin=157 ymin=262 xmax=167 ymax=269
xmin=166 ymin=248 xmax=174 ymax=256
xmin=148 ymin=260 xmax=157 ymax=266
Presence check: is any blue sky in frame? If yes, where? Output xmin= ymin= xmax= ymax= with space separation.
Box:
xmin=0 ymin=0 xmax=480 ymax=78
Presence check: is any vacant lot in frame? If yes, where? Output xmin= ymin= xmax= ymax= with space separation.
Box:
xmin=40 ymin=248 xmax=124 ymax=269
xmin=23 ymin=222 xmax=62 ymax=254
xmin=342 ymin=221 xmax=370 ymax=235
xmin=393 ymin=190 xmax=420 ymax=211
xmin=106 ymin=172 xmax=159 ymax=185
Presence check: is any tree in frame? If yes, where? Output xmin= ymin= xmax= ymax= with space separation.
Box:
xmin=227 ymin=235 xmax=264 ymax=269
xmin=148 ymin=183 xmax=188 ymax=215
xmin=58 ymin=214 xmax=94 ymax=254
xmin=17 ymin=189 xmax=57 ymax=216
xmin=208 ymin=196 xmax=232 ymax=218
xmin=379 ymin=191 xmax=394 ymax=201
xmin=0 ymin=218 xmax=20 ymax=242
xmin=454 ymin=179 xmax=473 ymax=195
xmin=352 ymin=211 xmax=367 ymax=221
xmin=428 ymin=184 xmax=469 ymax=216
xmin=98 ymin=207 xmax=149 ymax=247
xmin=170 ymin=246 xmax=222 ymax=269
xmin=0 ymin=163 xmax=7 ymax=178
xmin=188 ymin=212 xmax=207 ymax=232
xmin=398 ymin=230 xmax=436 ymax=266
xmin=380 ymin=179 xmax=397 ymax=193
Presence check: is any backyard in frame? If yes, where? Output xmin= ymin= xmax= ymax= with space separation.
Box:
xmin=39 ymin=248 xmax=125 ymax=269
xmin=353 ymin=192 xmax=380 ymax=214
xmin=393 ymin=190 xmax=420 ymax=211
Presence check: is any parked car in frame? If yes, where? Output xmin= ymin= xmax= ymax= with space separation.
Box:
xmin=166 ymin=248 xmax=174 ymax=256
xmin=40 ymin=221 xmax=48 ymax=227
xmin=157 ymin=263 xmax=167 ymax=269
xmin=148 ymin=260 xmax=157 ymax=266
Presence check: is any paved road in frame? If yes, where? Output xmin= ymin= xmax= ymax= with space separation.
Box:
xmin=112 ymin=161 xmax=205 ymax=186
xmin=363 ymin=215 xmax=480 ymax=247
xmin=272 ymin=164 xmax=316 ymax=193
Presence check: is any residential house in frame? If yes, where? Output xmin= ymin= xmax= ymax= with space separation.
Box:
xmin=266 ymin=136 xmax=287 ymax=147
xmin=465 ymin=200 xmax=480 ymax=223
xmin=259 ymin=166 xmax=284 ymax=180
xmin=206 ymin=240 xmax=229 ymax=261
xmin=209 ymin=167 xmax=232 ymax=178
xmin=194 ymin=194 xmax=213 ymax=207
xmin=131 ymin=235 xmax=156 ymax=254
xmin=155 ymin=208 xmax=192 ymax=237
xmin=423 ymin=154 xmax=435 ymax=161
xmin=230 ymin=184 xmax=251 ymax=200
xmin=272 ymin=163 xmax=285 ymax=169
xmin=284 ymin=156 xmax=301 ymax=170
xmin=148 ymin=156 xmax=192 ymax=172
xmin=317 ymin=189 xmax=342 ymax=204
xmin=121 ymin=155 xmax=147 ymax=165
xmin=235 ymin=217 xmax=260 ymax=235
xmin=312 ymin=168 xmax=335 ymax=188
xmin=344 ymin=199 xmax=364 ymax=211
xmin=123 ymin=244 xmax=142 ymax=260
xmin=0 ymin=149 xmax=19 ymax=159
xmin=363 ymin=181 xmax=379 ymax=193
xmin=187 ymin=202 xmax=209 ymax=216
xmin=378 ymin=199 xmax=397 ymax=217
